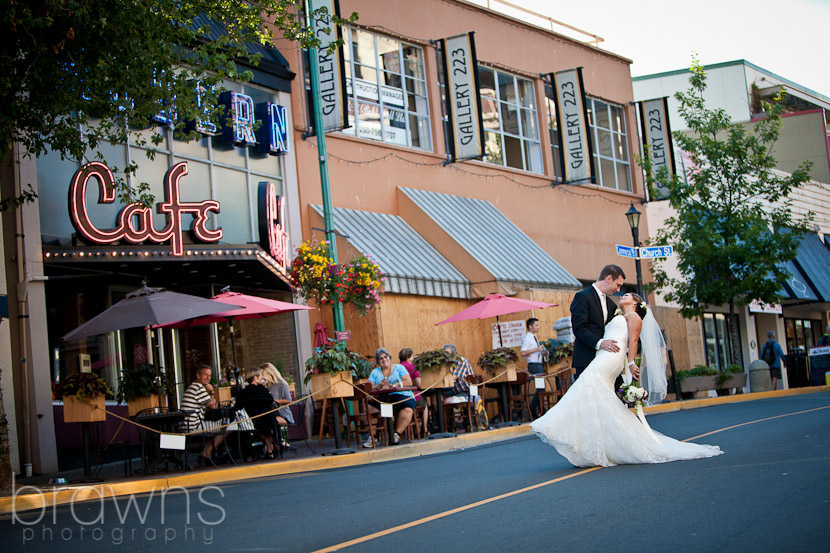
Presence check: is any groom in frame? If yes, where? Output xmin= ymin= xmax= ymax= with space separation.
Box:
xmin=570 ymin=264 xmax=625 ymax=380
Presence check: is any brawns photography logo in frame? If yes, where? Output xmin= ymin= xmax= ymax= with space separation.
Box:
xmin=11 ymin=474 xmax=226 ymax=546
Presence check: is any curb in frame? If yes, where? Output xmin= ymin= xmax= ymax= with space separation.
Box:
xmin=3 ymin=385 xmax=829 ymax=515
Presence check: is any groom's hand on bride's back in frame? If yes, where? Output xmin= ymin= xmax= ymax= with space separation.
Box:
xmin=600 ymin=339 xmax=619 ymax=352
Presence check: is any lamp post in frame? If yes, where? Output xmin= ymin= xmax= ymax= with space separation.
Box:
xmin=625 ymin=202 xmax=644 ymax=299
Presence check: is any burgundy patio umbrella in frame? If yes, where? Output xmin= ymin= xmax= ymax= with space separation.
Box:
xmin=435 ymin=293 xmax=557 ymax=346
xmin=159 ymin=290 xmax=313 ymax=371
xmin=62 ymin=285 xmax=244 ymax=341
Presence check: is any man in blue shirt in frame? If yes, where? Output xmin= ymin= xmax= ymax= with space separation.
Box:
xmin=761 ymin=331 xmax=786 ymax=390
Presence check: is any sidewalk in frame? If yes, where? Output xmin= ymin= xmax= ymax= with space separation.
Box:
xmin=4 ymin=385 xmax=828 ymax=515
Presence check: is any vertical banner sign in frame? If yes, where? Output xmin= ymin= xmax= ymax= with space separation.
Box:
xmin=440 ymin=32 xmax=485 ymax=162
xmin=638 ymin=97 xmax=676 ymax=200
xmin=550 ymin=68 xmax=593 ymax=184
xmin=308 ymin=0 xmax=350 ymax=132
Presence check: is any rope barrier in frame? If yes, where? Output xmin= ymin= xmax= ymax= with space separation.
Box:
xmin=72 ymin=362 xmax=574 ymax=438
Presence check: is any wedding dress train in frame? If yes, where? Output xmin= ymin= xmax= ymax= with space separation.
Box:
xmin=530 ymin=316 xmax=723 ymax=467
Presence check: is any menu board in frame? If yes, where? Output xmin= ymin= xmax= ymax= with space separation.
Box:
xmin=808 ymin=346 xmax=830 ymax=386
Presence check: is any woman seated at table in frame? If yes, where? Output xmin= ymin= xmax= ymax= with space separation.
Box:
xmin=365 ymin=348 xmax=415 ymax=448
xmin=235 ymin=367 xmax=279 ymax=459
xmin=260 ymin=362 xmax=294 ymax=448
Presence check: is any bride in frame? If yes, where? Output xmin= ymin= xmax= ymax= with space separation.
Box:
xmin=530 ymin=293 xmax=723 ymax=467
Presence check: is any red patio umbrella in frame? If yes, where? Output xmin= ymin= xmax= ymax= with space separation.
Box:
xmin=435 ymin=293 xmax=557 ymax=346
xmin=159 ymin=290 xmax=313 ymax=371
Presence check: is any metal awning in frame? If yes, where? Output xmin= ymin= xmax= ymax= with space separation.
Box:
xmin=310 ymin=205 xmax=471 ymax=299
xmin=398 ymin=187 xmax=581 ymax=296
xmin=792 ymin=233 xmax=830 ymax=302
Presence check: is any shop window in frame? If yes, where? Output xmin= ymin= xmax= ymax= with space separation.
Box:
xmin=336 ymin=28 xmax=431 ymax=150
xmin=784 ymin=318 xmax=820 ymax=352
xmin=702 ymin=313 xmax=742 ymax=370
xmin=478 ymin=66 xmax=542 ymax=173
xmin=586 ymin=98 xmax=632 ymax=191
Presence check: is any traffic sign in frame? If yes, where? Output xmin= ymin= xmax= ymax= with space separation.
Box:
xmin=640 ymin=246 xmax=674 ymax=259
xmin=615 ymin=244 xmax=638 ymax=259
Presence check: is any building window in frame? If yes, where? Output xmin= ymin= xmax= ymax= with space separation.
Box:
xmin=702 ymin=313 xmax=742 ymax=370
xmin=587 ymin=98 xmax=631 ymax=191
xmin=339 ymin=28 xmax=431 ymax=150
xmin=543 ymin=78 xmax=563 ymax=182
xmin=478 ymin=67 xmax=542 ymax=173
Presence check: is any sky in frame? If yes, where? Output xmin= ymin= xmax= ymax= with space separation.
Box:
xmin=473 ymin=0 xmax=830 ymax=97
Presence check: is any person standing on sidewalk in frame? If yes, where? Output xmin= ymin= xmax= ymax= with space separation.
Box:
xmin=761 ymin=331 xmax=786 ymax=390
xmin=818 ymin=325 xmax=830 ymax=346
xmin=521 ymin=318 xmax=547 ymax=418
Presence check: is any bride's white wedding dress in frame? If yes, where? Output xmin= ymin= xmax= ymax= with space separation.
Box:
xmin=530 ymin=315 xmax=723 ymax=467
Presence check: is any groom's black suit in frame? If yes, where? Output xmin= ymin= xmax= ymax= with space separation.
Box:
xmin=571 ymin=285 xmax=617 ymax=379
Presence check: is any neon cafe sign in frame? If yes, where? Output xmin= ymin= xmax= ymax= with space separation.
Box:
xmin=69 ymin=162 xmax=292 ymax=271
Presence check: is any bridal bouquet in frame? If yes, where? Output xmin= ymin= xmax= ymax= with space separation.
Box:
xmin=617 ymin=380 xmax=649 ymax=408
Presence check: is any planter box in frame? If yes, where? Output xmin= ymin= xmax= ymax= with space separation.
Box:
xmin=716 ymin=373 xmax=747 ymax=396
xmin=127 ymin=394 xmax=165 ymax=417
xmin=213 ymin=386 xmax=232 ymax=404
xmin=310 ymin=371 xmax=354 ymax=399
xmin=419 ymin=365 xmax=454 ymax=390
xmin=62 ymin=396 xmax=106 ymax=423
xmin=678 ymin=375 xmax=718 ymax=393
xmin=484 ymin=363 xmax=517 ymax=383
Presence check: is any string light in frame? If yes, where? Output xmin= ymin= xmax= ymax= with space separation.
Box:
xmin=307 ymin=138 xmax=638 ymax=201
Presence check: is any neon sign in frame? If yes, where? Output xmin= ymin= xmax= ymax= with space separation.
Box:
xmin=257 ymin=181 xmax=290 ymax=271
xmin=220 ymin=91 xmax=257 ymax=146
xmin=69 ymin=162 xmax=222 ymax=256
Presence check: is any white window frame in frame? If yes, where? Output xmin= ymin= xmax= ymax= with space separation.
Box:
xmin=340 ymin=28 xmax=431 ymax=150
xmin=478 ymin=66 xmax=542 ymax=174
xmin=587 ymin=97 xmax=632 ymax=191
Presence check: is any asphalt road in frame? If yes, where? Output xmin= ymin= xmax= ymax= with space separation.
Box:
xmin=3 ymin=392 xmax=829 ymax=552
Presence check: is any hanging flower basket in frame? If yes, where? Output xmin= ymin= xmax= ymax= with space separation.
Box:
xmin=289 ymin=241 xmax=384 ymax=316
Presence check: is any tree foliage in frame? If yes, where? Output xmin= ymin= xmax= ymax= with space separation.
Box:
xmin=646 ymin=58 xmax=813 ymax=319
xmin=0 ymin=0 xmax=356 ymax=207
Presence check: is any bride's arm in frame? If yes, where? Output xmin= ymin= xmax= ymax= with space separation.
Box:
xmin=625 ymin=314 xmax=643 ymax=378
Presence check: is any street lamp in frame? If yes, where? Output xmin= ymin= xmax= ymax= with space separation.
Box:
xmin=625 ymin=202 xmax=644 ymax=299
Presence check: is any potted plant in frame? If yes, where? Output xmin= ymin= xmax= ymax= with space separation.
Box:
xmin=116 ymin=364 xmax=170 ymax=416
xmin=56 ymin=372 xmax=113 ymax=423
xmin=304 ymin=340 xmax=354 ymax=399
xmin=350 ymin=354 xmax=376 ymax=385
xmin=477 ymin=347 xmax=519 ymax=383
xmin=211 ymin=376 xmax=233 ymax=404
xmin=543 ymin=339 xmax=574 ymax=369
xmin=413 ymin=349 xmax=458 ymax=389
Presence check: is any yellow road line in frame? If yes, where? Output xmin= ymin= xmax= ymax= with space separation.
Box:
xmin=312 ymin=402 xmax=830 ymax=553
xmin=310 ymin=468 xmax=603 ymax=553
xmin=683 ymin=405 xmax=830 ymax=442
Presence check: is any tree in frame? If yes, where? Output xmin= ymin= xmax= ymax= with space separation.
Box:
xmin=646 ymin=59 xmax=813 ymax=320
xmin=0 ymin=0 xmax=357 ymax=209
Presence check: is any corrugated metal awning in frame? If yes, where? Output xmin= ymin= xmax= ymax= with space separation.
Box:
xmin=398 ymin=187 xmax=580 ymax=294
xmin=792 ymin=233 xmax=830 ymax=302
xmin=310 ymin=205 xmax=471 ymax=299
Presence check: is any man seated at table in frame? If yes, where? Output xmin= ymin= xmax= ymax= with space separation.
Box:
xmin=442 ymin=343 xmax=474 ymax=405
xmin=365 ymin=348 xmax=415 ymax=448
xmin=181 ymin=365 xmax=226 ymax=464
